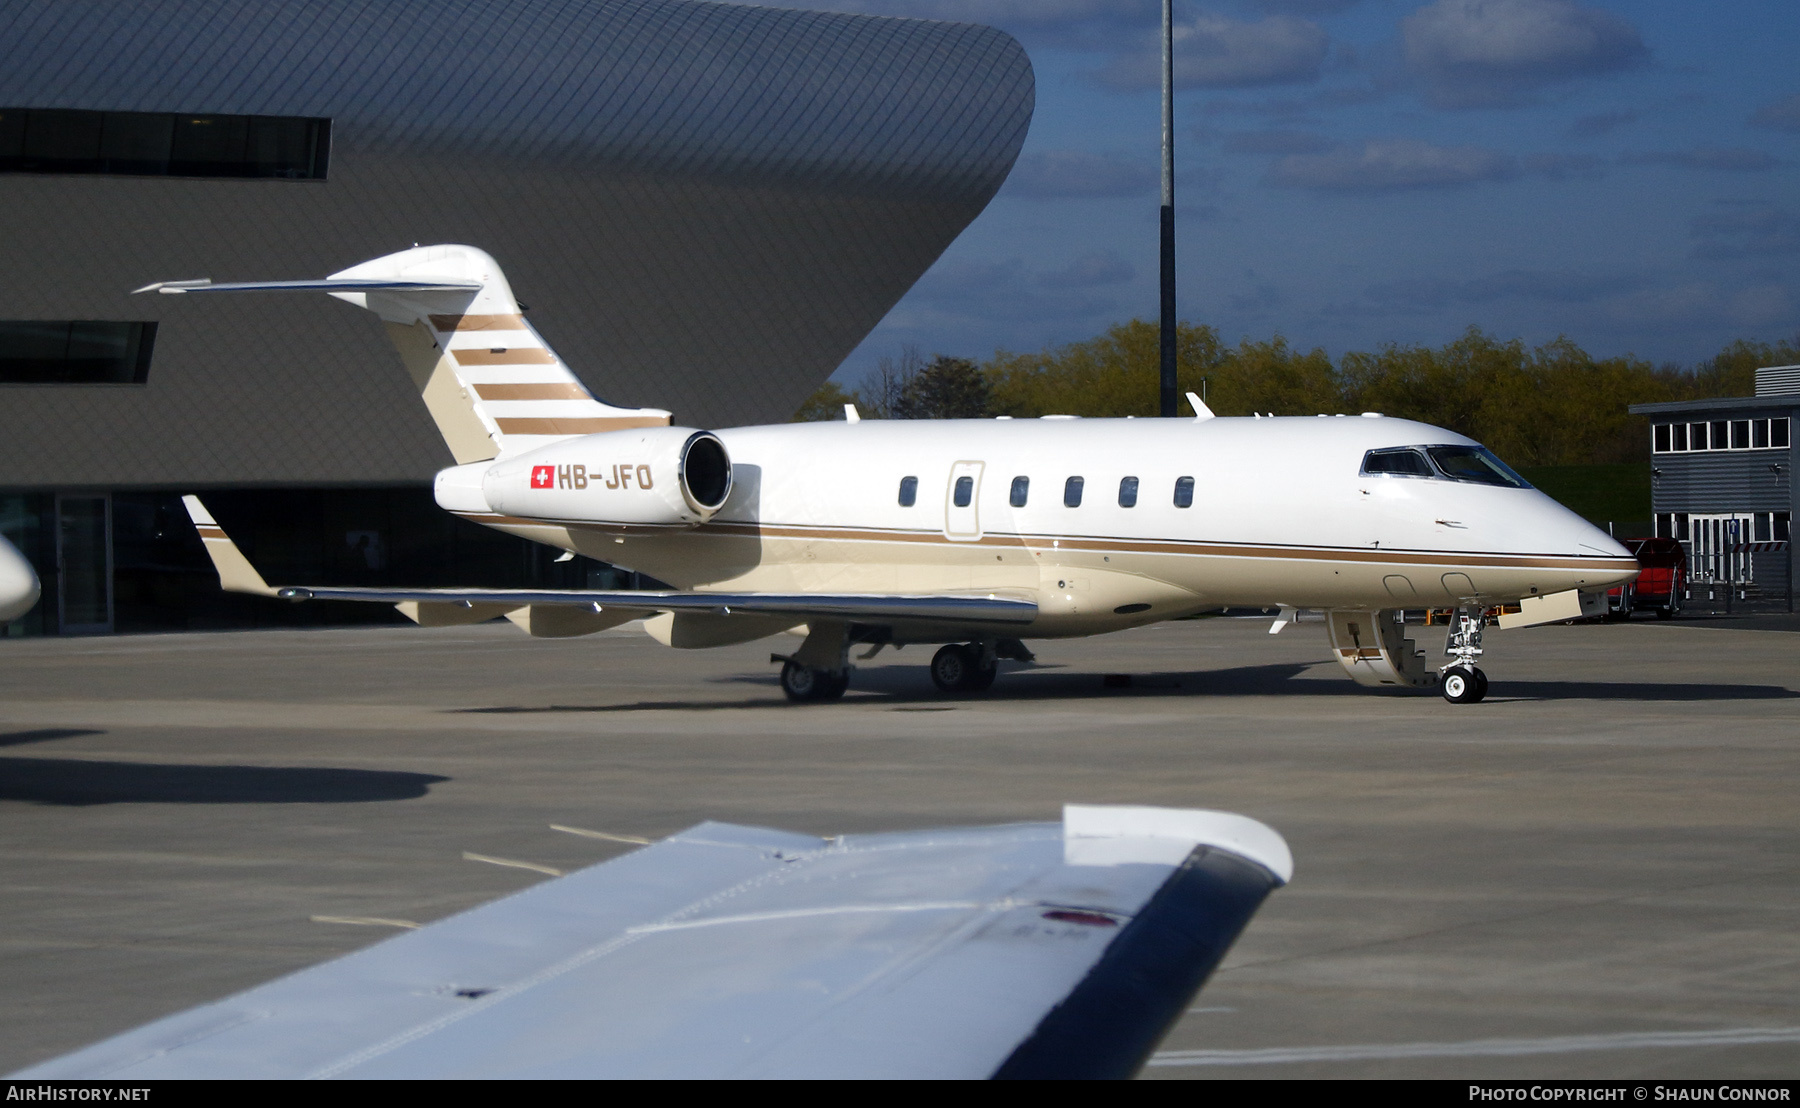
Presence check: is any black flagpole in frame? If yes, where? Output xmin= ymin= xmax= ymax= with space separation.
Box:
xmin=1159 ymin=0 xmax=1177 ymax=417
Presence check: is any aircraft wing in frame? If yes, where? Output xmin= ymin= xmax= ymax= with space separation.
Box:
xmin=277 ymin=585 xmax=1036 ymax=624
xmin=180 ymin=496 xmax=1036 ymax=625
xmin=15 ymin=805 xmax=1288 ymax=1080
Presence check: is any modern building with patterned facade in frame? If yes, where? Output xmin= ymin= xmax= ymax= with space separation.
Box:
xmin=0 ymin=0 xmax=1034 ymax=633
xmin=1629 ymin=366 xmax=1797 ymax=599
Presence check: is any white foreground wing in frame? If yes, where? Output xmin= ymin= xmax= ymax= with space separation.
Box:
xmin=14 ymin=807 xmax=1289 ymax=1080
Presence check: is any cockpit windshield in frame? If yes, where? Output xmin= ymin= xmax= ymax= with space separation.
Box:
xmin=1360 ymin=445 xmax=1532 ymax=488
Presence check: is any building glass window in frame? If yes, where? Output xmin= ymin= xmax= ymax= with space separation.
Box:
xmin=1754 ymin=420 xmax=1769 ymax=449
xmin=1009 ymin=476 xmax=1028 ymax=508
xmin=1174 ymin=476 xmax=1194 ymax=508
xmin=1654 ymin=424 xmax=1671 ymax=453
xmin=897 ymin=476 xmax=917 ymax=507
xmin=0 ymin=108 xmax=329 ymax=180
xmin=1754 ymin=513 xmax=1772 ymax=543
xmin=1777 ymin=512 xmax=1791 ymax=542
xmin=1731 ymin=420 xmax=1750 ymax=449
xmin=1672 ymin=423 xmax=1689 ymax=451
xmin=1775 ymin=418 xmax=1791 ymax=449
xmin=1690 ymin=422 xmax=1708 ymax=450
xmin=0 ymin=322 xmax=156 ymax=384
xmin=1710 ymin=421 xmax=1728 ymax=451
xmin=1063 ymin=476 xmax=1083 ymax=508
xmin=1118 ymin=476 xmax=1138 ymax=507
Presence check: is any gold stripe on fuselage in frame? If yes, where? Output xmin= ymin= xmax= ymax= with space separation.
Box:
xmin=448 ymin=511 xmax=1637 ymax=576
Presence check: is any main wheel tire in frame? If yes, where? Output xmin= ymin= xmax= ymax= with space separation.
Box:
xmin=930 ymin=644 xmax=975 ymax=692
xmin=821 ymin=669 xmax=850 ymax=701
xmin=780 ymin=660 xmax=823 ymax=702
xmin=966 ymin=662 xmax=998 ymax=691
xmin=1442 ymin=666 xmax=1482 ymax=704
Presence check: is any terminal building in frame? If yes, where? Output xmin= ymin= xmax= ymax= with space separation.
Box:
xmin=0 ymin=0 xmax=1033 ymax=635
xmin=1629 ymin=366 xmax=1797 ymax=599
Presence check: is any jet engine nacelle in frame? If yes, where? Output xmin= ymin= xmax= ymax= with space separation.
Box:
xmin=479 ymin=427 xmax=733 ymax=527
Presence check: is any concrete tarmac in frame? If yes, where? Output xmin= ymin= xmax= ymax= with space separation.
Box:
xmin=0 ymin=615 xmax=1796 ymax=1079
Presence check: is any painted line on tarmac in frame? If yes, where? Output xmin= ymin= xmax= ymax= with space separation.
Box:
xmin=550 ymin=824 xmax=653 ymax=845
xmin=310 ymin=915 xmax=420 ymax=929
xmin=1148 ymin=1026 xmax=1800 ymax=1067
xmin=462 ymin=852 xmax=563 ymax=877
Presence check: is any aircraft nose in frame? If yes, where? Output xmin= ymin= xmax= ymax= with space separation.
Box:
xmin=1565 ymin=517 xmax=1638 ymax=586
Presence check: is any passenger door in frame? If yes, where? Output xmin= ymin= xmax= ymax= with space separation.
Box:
xmin=944 ymin=461 xmax=984 ymax=542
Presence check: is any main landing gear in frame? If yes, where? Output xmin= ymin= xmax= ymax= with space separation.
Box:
xmin=779 ymin=658 xmax=849 ymax=703
xmin=930 ymin=643 xmax=997 ymax=693
xmin=1440 ymin=608 xmax=1489 ymax=704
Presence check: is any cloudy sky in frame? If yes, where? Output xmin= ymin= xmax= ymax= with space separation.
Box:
xmin=770 ymin=0 xmax=1800 ymax=382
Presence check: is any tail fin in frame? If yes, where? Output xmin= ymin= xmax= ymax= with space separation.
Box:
xmin=141 ymin=245 xmax=670 ymax=462
xmin=182 ymin=496 xmax=278 ymax=597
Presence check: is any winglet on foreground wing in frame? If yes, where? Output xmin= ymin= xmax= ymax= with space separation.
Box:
xmin=133 ymin=278 xmax=482 ymax=295
xmin=14 ymin=806 xmax=1288 ymax=1080
xmin=181 ymin=496 xmax=277 ymax=598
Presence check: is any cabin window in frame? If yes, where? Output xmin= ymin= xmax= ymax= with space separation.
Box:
xmin=953 ymin=475 xmax=973 ymax=508
xmin=897 ymin=476 xmax=917 ymax=507
xmin=1010 ymin=476 xmax=1029 ymax=507
xmin=1653 ymin=424 xmax=1671 ymax=453
xmin=1063 ymin=476 xmax=1084 ymax=507
xmin=1117 ymin=476 xmax=1138 ymax=507
xmin=1360 ymin=447 xmax=1433 ymax=478
xmin=1173 ymin=476 xmax=1194 ymax=508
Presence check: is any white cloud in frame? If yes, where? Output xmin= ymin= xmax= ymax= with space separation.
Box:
xmin=1103 ymin=13 xmax=1329 ymax=89
xmin=1402 ymin=0 xmax=1646 ymax=108
xmin=1038 ymin=251 xmax=1137 ymax=288
xmin=1003 ymin=150 xmax=1156 ymax=199
xmin=1622 ymin=148 xmax=1779 ymax=173
xmin=1266 ymin=139 xmax=1515 ymax=190
xmin=1750 ymin=93 xmax=1800 ymax=132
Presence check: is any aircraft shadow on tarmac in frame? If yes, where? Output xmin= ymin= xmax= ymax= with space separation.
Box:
xmin=0 ymin=751 xmax=447 ymax=806
xmin=452 ymin=660 xmax=1800 ymax=713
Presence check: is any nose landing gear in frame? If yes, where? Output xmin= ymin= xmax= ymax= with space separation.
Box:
xmin=1440 ymin=608 xmax=1489 ymax=704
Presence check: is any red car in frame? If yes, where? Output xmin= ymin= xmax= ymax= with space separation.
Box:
xmin=1606 ymin=537 xmax=1685 ymax=620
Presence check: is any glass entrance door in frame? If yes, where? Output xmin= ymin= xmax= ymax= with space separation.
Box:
xmin=56 ymin=494 xmax=112 ymax=634
xmin=1687 ymin=513 xmax=1754 ymax=584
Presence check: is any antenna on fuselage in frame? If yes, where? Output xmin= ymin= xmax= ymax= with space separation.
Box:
xmin=1185 ymin=391 xmax=1215 ymax=422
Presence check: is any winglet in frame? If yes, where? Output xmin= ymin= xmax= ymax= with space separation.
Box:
xmin=131 ymin=279 xmax=213 ymax=295
xmin=1185 ymin=391 xmax=1215 ymax=421
xmin=181 ymin=496 xmax=279 ymax=597
xmin=1063 ymin=804 xmax=1292 ymax=883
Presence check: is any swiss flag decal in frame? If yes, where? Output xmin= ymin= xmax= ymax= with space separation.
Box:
xmin=531 ymin=465 xmax=554 ymax=489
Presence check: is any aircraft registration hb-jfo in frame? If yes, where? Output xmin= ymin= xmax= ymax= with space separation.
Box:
xmin=141 ymin=245 xmax=1639 ymax=705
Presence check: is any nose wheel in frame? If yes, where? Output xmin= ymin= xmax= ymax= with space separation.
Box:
xmin=1440 ymin=607 xmax=1490 ymax=704
xmin=930 ymin=643 xmax=998 ymax=693
xmin=1441 ymin=665 xmax=1488 ymax=704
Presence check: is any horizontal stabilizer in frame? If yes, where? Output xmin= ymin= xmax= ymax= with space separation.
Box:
xmin=133 ymin=277 xmax=482 ymax=295
xmin=278 ymin=585 xmax=1037 ymax=626
xmin=17 ymin=807 xmax=1287 ymax=1079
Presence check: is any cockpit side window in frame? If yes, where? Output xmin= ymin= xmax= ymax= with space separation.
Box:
xmin=1360 ymin=447 xmax=1433 ymax=478
xmin=1425 ymin=445 xmax=1531 ymax=488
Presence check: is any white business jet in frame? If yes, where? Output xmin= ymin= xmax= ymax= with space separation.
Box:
xmin=140 ymin=245 xmax=1638 ymax=704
